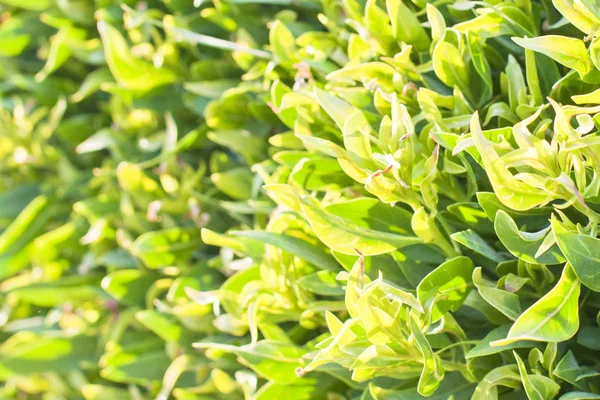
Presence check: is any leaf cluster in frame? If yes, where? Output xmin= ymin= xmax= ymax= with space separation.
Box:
xmin=5 ymin=0 xmax=600 ymax=399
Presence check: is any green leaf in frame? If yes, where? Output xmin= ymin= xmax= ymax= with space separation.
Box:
xmin=370 ymin=373 xmax=475 ymax=399
xmin=552 ymin=0 xmax=600 ymax=34
xmin=71 ymin=68 xmax=114 ymax=103
xmin=194 ymin=340 xmax=304 ymax=383
xmin=432 ymin=35 xmax=470 ymax=96
xmin=289 ymin=157 xmax=354 ymax=191
xmin=559 ymin=394 xmax=600 ymax=400
xmin=131 ymin=227 xmax=203 ymax=269
xmin=297 ymin=270 xmax=344 ymax=295
xmin=0 ymin=194 xmax=54 ymax=280
xmin=0 ymin=333 xmax=98 ymax=378
xmin=552 ymin=216 xmax=600 ymax=291
xmin=35 ymin=27 xmax=86 ymax=82
xmin=513 ymin=35 xmax=600 ymax=83
xmin=184 ymin=79 xmax=239 ymax=99
xmin=167 ymin=25 xmax=271 ymax=59
xmin=101 ymin=349 xmax=171 ymax=384
xmin=0 ymin=0 xmax=50 ymax=9
xmin=325 ymin=198 xmax=414 ymax=236
xmin=207 ymin=129 xmax=266 ymax=164
xmin=426 ymin=4 xmax=446 ymax=44
xmin=553 ymin=351 xmax=598 ymax=388
xmin=200 ymin=228 xmax=265 ymax=258
xmin=506 ymin=55 xmax=527 ymax=113
xmin=314 ymin=89 xmax=377 ymax=171
xmin=230 ymin=230 xmax=341 ymax=272
xmin=525 ymin=49 xmax=544 ymax=106
xmin=327 ymin=62 xmax=396 ymax=92
xmin=136 ymin=310 xmax=191 ymax=344
xmin=10 ymin=275 xmax=104 ymax=307
xmin=473 ymin=267 xmax=522 ymax=321
xmin=468 ymin=33 xmax=493 ymax=106
xmin=211 ymin=167 xmax=253 ymax=200
xmin=410 ymin=315 xmax=445 ymax=396
xmin=98 ymin=21 xmax=177 ymax=92
xmin=0 ymin=195 xmax=50 ymax=255
xmin=255 ymin=377 xmax=341 ymax=400
xmin=0 ymin=184 xmax=40 ymax=221
xmin=471 ymin=365 xmax=522 ymax=400
xmin=101 ymin=269 xmax=156 ymax=307
xmin=466 ymin=325 xmax=537 ymax=359
xmin=469 ymin=113 xmax=549 ymax=211
xmin=492 ymin=265 xmax=580 ymax=346
xmin=454 ymin=8 xmax=515 ymax=38
xmin=451 ymin=229 xmax=505 ymax=263
xmin=386 ymin=0 xmax=430 ymax=52
xmin=81 ymin=384 xmax=132 ymax=400
xmin=514 ymin=351 xmax=561 ymax=400
xmin=578 ymin=326 xmax=600 ymax=351
xmin=269 ymin=20 xmax=297 ymax=67
xmin=417 ymin=256 xmax=475 ymax=321
xmin=495 ymin=210 xmax=565 ymax=265
xmin=314 ymin=88 xmax=357 ymax=133
xmin=299 ymin=194 xmax=422 ymax=256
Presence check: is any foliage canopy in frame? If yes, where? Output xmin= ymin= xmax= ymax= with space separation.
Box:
xmin=4 ymin=0 xmax=600 ymax=398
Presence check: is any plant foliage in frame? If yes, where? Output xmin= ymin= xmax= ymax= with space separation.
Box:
xmin=5 ymin=0 xmax=600 ymax=398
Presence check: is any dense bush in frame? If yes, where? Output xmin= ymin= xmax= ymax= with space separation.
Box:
xmin=4 ymin=0 xmax=600 ymax=398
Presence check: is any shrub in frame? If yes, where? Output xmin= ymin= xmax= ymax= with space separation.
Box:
xmin=3 ymin=0 xmax=600 ymax=398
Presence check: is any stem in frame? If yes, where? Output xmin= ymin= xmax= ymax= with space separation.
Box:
xmin=168 ymin=26 xmax=273 ymax=59
xmin=434 ymin=340 xmax=480 ymax=354
xmin=121 ymin=4 xmax=273 ymax=59
xmin=439 ymin=360 xmax=468 ymax=373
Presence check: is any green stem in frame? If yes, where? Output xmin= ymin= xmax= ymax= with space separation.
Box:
xmin=122 ymin=4 xmax=273 ymax=59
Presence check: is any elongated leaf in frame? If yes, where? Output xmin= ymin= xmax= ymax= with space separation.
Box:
xmin=131 ymin=228 xmax=202 ymax=269
xmin=492 ymin=265 xmax=580 ymax=346
xmin=552 ymin=0 xmax=600 ymax=34
xmin=98 ymin=21 xmax=177 ymax=91
xmin=552 ymin=216 xmax=600 ymax=291
xmin=471 ymin=365 xmax=522 ymax=400
xmin=553 ymin=351 xmax=598 ymax=388
xmin=386 ymin=0 xmax=430 ymax=52
xmin=473 ymin=267 xmax=522 ymax=321
xmin=0 ymin=334 xmax=98 ymax=378
xmin=410 ymin=315 xmax=444 ymax=396
xmin=469 ymin=113 xmax=549 ymax=211
xmin=370 ymin=373 xmax=474 ymax=399
xmin=417 ymin=256 xmax=475 ymax=321
xmin=513 ymin=36 xmax=600 ymax=83
xmin=101 ymin=270 xmax=156 ymax=307
xmin=495 ymin=210 xmax=565 ymax=264
xmin=514 ymin=351 xmax=561 ymax=400
xmin=297 ymin=270 xmax=344 ymax=295
xmin=466 ymin=325 xmax=537 ymax=359
xmin=432 ymin=37 xmax=470 ymax=96
xmin=230 ymin=230 xmax=341 ymax=271
xmin=299 ymin=195 xmax=422 ymax=256
xmin=560 ymin=394 xmax=600 ymax=400
xmin=316 ymin=89 xmax=377 ymax=171
xmin=194 ymin=340 xmax=304 ymax=383
xmin=451 ymin=229 xmax=505 ymax=263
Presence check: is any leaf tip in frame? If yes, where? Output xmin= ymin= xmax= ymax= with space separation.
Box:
xmin=511 ymin=36 xmax=526 ymax=45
